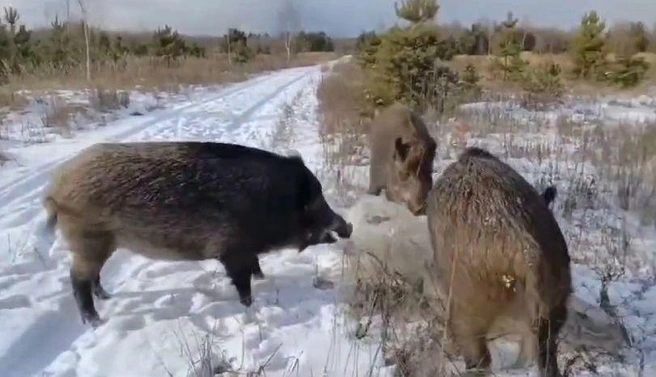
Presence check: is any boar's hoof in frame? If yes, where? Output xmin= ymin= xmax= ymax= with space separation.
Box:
xmin=81 ymin=310 xmax=103 ymax=328
xmin=239 ymin=295 xmax=253 ymax=307
xmin=252 ymin=271 xmax=265 ymax=280
xmin=250 ymin=262 xmax=265 ymax=280
xmin=344 ymin=222 xmax=354 ymax=238
xmin=462 ymin=371 xmax=488 ymax=377
xmin=93 ymin=283 xmax=112 ymax=300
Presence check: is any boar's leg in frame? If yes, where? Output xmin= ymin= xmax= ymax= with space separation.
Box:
xmin=70 ymin=268 xmax=99 ymax=326
xmin=92 ymin=272 xmax=112 ymax=300
xmin=367 ymin=182 xmax=383 ymax=196
xmin=90 ymin=247 xmax=114 ymax=300
xmin=512 ymin=333 xmax=537 ymax=369
xmin=449 ymin=315 xmax=492 ymax=375
xmin=68 ymin=232 xmax=116 ymax=327
xmin=542 ymin=186 xmax=558 ymax=207
xmin=367 ymin=159 xmax=385 ymax=196
xmin=219 ymin=253 xmax=254 ymax=307
xmin=250 ymin=256 xmax=265 ymax=280
xmin=537 ymin=304 xmax=567 ymax=377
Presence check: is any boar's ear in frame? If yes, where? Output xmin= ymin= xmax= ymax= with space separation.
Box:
xmin=393 ymin=137 xmax=411 ymax=163
xmin=426 ymin=138 xmax=437 ymax=154
xmin=295 ymin=166 xmax=318 ymax=211
xmin=542 ymin=185 xmax=557 ymax=206
xmin=288 ymin=153 xmax=305 ymax=165
xmin=286 ymin=149 xmax=303 ymax=160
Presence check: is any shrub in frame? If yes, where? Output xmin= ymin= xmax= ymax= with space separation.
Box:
xmin=363 ymin=24 xmax=457 ymax=113
xmin=355 ymin=31 xmax=382 ymax=70
xmin=571 ymin=11 xmax=608 ymax=80
xmin=89 ymin=88 xmax=130 ymax=112
xmin=521 ymin=62 xmax=564 ymax=109
xmin=492 ymin=11 xmax=528 ymax=81
xmin=605 ymin=55 xmax=651 ymax=88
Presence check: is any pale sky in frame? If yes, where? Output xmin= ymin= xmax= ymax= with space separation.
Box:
xmin=0 ymin=0 xmax=653 ymax=37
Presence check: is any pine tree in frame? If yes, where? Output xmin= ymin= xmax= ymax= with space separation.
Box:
xmin=394 ymin=0 xmax=439 ymax=24
xmin=152 ymin=25 xmax=187 ymax=66
xmin=364 ymin=0 xmax=461 ymax=113
xmin=571 ymin=10 xmax=607 ymax=79
xmin=494 ymin=11 xmax=526 ymax=81
xmin=3 ymin=7 xmax=19 ymax=72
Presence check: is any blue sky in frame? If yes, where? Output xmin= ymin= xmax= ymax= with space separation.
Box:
xmin=0 ymin=0 xmax=652 ymax=37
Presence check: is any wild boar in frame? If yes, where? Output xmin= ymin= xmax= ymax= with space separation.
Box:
xmin=426 ymin=147 xmax=572 ymax=377
xmin=43 ymin=141 xmax=353 ymax=327
xmin=368 ymin=102 xmax=437 ymax=215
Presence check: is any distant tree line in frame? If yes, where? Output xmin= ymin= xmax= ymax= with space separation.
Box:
xmin=0 ymin=6 xmax=337 ymax=83
xmin=364 ymin=14 xmax=653 ymax=57
xmin=355 ymin=1 xmax=653 ymax=115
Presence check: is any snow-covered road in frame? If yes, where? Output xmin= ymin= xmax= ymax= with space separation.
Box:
xmin=0 ymin=64 xmax=388 ymax=377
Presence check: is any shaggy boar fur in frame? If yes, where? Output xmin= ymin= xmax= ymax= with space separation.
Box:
xmin=367 ymin=102 xmax=437 ymax=215
xmin=43 ymin=141 xmax=352 ymax=327
xmin=426 ymin=147 xmax=572 ymax=377
xmin=343 ymin=187 xmax=559 ymax=317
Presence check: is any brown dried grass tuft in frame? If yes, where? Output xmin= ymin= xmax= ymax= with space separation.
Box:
xmin=7 ymin=52 xmax=340 ymax=92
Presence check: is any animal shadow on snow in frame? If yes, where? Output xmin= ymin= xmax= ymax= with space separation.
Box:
xmin=0 ymin=294 xmax=90 ymax=377
xmin=94 ymin=249 xmax=340 ymax=333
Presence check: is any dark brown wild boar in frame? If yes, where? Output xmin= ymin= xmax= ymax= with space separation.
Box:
xmin=43 ymin=141 xmax=353 ymax=327
xmin=367 ymin=102 xmax=437 ymax=215
xmin=426 ymin=147 xmax=571 ymax=377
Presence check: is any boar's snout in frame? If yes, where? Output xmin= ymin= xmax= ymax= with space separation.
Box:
xmin=409 ymin=201 xmax=428 ymax=216
xmin=299 ymin=200 xmax=354 ymax=252
xmin=330 ymin=213 xmax=353 ymax=239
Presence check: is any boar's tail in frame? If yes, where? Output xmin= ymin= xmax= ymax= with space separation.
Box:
xmin=43 ymin=196 xmax=59 ymax=233
xmin=42 ymin=195 xmax=116 ymax=232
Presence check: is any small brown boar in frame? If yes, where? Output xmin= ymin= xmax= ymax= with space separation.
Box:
xmin=367 ymin=102 xmax=437 ymax=215
xmin=426 ymin=147 xmax=572 ymax=377
xmin=43 ymin=141 xmax=353 ymax=327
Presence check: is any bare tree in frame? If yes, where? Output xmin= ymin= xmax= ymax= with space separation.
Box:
xmin=77 ymin=0 xmax=91 ymax=82
xmin=277 ymin=0 xmax=301 ymax=62
xmin=226 ymin=28 xmax=232 ymax=65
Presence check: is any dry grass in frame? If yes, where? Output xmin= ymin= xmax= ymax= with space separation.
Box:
xmin=88 ymin=87 xmax=131 ymax=113
xmin=0 ymin=88 xmax=30 ymax=110
xmin=0 ymin=51 xmax=339 ymax=157
xmin=316 ymin=60 xmax=371 ymax=135
xmin=315 ymin=60 xmax=371 ymax=202
xmin=37 ymin=96 xmax=89 ymax=138
xmin=7 ymin=52 xmax=340 ymax=93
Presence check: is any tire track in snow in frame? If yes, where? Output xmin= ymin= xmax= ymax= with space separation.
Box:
xmin=0 ymin=65 xmax=318 ymax=377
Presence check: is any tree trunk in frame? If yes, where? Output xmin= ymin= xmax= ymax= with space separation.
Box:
xmin=284 ymin=32 xmax=291 ymax=63
xmin=227 ymin=36 xmax=232 ymax=66
xmin=83 ymin=21 xmax=91 ymax=81
xmin=77 ymin=0 xmax=91 ymax=82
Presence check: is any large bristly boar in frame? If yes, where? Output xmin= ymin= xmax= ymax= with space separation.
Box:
xmin=43 ymin=141 xmax=353 ymax=327
xmin=367 ymin=102 xmax=437 ymax=215
xmin=426 ymin=147 xmax=572 ymax=377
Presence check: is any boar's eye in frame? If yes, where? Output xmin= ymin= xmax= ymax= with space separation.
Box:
xmin=297 ymin=169 xmax=323 ymax=210
xmin=303 ymin=195 xmax=323 ymax=212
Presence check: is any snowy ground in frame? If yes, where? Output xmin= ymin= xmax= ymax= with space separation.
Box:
xmin=1 ymin=58 xmax=656 ymax=377
xmin=0 ymin=63 xmax=390 ymax=377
